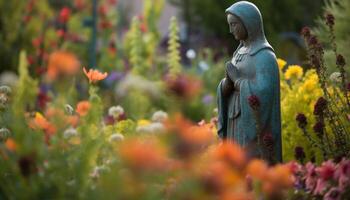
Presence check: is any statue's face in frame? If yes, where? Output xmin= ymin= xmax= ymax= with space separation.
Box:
xmin=227 ymin=14 xmax=248 ymax=41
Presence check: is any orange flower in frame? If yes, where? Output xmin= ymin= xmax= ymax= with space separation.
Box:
xmin=83 ymin=67 xmax=108 ymax=83
xmin=47 ymin=51 xmax=80 ymax=80
xmin=5 ymin=138 xmax=17 ymax=152
xmin=66 ymin=115 xmax=79 ymax=127
xmin=246 ymin=159 xmax=268 ymax=180
xmin=29 ymin=112 xmax=51 ymax=130
xmin=76 ymin=101 xmax=91 ymax=116
xmin=214 ymin=141 xmax=246 ymax=169
xmin=118 ymin=139 xmax=170 ymax=172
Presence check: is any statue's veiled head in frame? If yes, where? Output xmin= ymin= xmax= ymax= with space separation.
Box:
xmin=225 ymin=1 xmax=266 ymax=43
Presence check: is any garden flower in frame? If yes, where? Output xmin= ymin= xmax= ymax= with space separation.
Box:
xmin=313 ymin=97 xmax=327 ymax=116
xmin=0 ymin=128 xmax=11 ymax=142
xmin=64 ymin=104 xmax=74 ymax=115
xmin=325 ymin=13 xmax=335 ymax=27
xmin=47 ymin=51 xmax=80 ymax=80
xmin=314 ymin=178 xmax=328 ymax=195
xmin=109 ymin=133 xmax=124 ymax=142
xmin=246 ymin=159 xmax=268 ymax=180
xmin=317 ymin=160 xmax=336 ymax=181
xmin=305 ymin=162 xmax=317 ymax=191
xmin=294 ymin=146 xmax=306 ymax=162
xmin=0 ymin=71 xmax=18 ymax=87
xmin=76 ymin=101 xmax=91 ymax=116
xmin=334 ymin=159 xmax=350 ymax=191
xmin=213 ymin=141 xmax=246 ymax=169
xmin=313 ymin=121 xmax=325 ymax=136
xmin=83 ymin=67 xmax=108 ymax=83
xmin=277 ymin=58 xmax=287 ymax=70
xmin=284 ymin=65 xmax=303 ymax=80
xmin=59 ymin=7 xmax=71 ymax=23
xmin=152 ymin=110 xmax=168 ymax=123
xmin=324 ymin=187 xmax=342 ymax=200
xmin=329 ymin=72 xmax=342 ymax=83
xmin=164 ymin=74 xmax=202 ymax=99
xmin=108 ymin=105 xmax=124 ymax=119
xmin=118 ymin=139 xmax=170 ymax=172
xmin=336 ymin=54 xmax=346 ymax=67
xmin=63 ymin=127 xmax=78 ymax=139
xmin=186 ymin=49 xmax=196 ymax=60
xmin=301 ymin=26 xmax=311 ymax=39
xmin=5 ymin=138 xmax=17 ymax=152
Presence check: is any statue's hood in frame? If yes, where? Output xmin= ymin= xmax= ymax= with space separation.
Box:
xmin=225 ymin=1 xmax=273 ymax=55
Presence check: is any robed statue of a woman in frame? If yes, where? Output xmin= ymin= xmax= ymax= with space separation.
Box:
xmin=217 ymin=1 xmax=282 ymax=162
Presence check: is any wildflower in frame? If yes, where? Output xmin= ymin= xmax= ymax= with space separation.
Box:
xmin=266 ymin=164 xmax=293 ymax=189
xmin=214 ymin=141 xmax=246 ymax=169
xmin=317 ymin=160 xmax=336 ymax=181
xmin=246 ymin=159 xmax=268 ymax=180
xmin=0 ymin=85 xmax=11 ymax=95
xmin=83 ymin=67 xmax=108 ymax=84
xmin=284 ymin=65 xmax=303 ymax=80
xmin=18 ymin=153 xmax=37 ymax=177
xmin=76 ymin=101 xmax=91 ymax=116
xmin=152 ymin=110 xmax=168 ymax=123
xmin=164 ymin=74 xmax=202 ymax=99
xmin=59 ymin=7 xmax=71 ymax=23
xmin=313 ymin=178 xmax=328 ymax=195
xmin=109 ymin=133 xmax=124 ymax=142
xmin=0 ymin=128 xmax=11 ymax=142
xmin=63 ymin=127 xmax=78 ymax=139
xmin=301 ymin=26 xmax=311 ymax=39
xmin=248 ymin=95 xmax=260 ymax=110
xmin=199 ymin=61 xmax=209 ymax=71
xmin=202 ymin=94 xmax=213 ymax=104
xmin=325 ymin=13 xmax=335 ymax=27
xmin=64 ymin=104 xmax=74 ymax=115
xmin=314 ymin=97 xmax=327 ymax=116
xmin=308 ymin=35 xmax=319 ymax=46
xmin=5 ymin=138 xmax=17 ymax=152
xmin=294 ymin=146 xmax=306 ymax=162
xmin=108 ymin=105 xmax=124 ymax=119
xmin=118 ymin=139 xmax=170 ymax=172
xmin=186 ymin=49 xmax=196 ymax=60
xmin=313 ymin=121 xmax=325 ymax=136
xmin=47 ymin=51 xmax=80 ymax=80
xmin=0 ymin=71 xmax=18 ymax=87
xmin=329 ymin=72 xmax=342 ymax=83
xmin=336 ymin=54 xmax=346 ymax=67
xmin=305 ymin=162 xmax=317 ymax=191
xmin=335 ymin=159 xmax=350 ymax=191
xmin=277 ymin=58 xmax=287 ymax=70
xmin=324 ymin=187 xmax=342 ymax=200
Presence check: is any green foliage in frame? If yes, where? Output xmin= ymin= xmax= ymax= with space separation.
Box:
xmin=167 ymin=17 xmax=181 ymax=77
xmin=127 ymin=17 xmax=146 ymax=75
xmin=314 ymin=0 xmax=350 ymax=74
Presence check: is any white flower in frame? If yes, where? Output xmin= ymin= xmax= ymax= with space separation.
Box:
xmin=0 ymin=127 xmax=10 ymax=141
xmin=199 ymin=61 xmax=209 ymax=71
xmin=329 ymin=72 xmax=342 ymax=83
xmin=136 ymin=122 xmax=165 ymax=134
xmin=109 ymin=133 xmax=124 ymax=142
xmin=186 ymin=49 xmax=196 ymax=60
xmin=0 ymin=71 xmax=18 ymax=87
xmin=0 ymin=85 xmax=12 ymax=95
xmin=90 ymin=166 xmax=109 ymax=179
xmin=63 ymin=127 xmax=78 ymax=139
xmin=64 ymin=104 xmax=74 ymax=115
xmin=152 ymin=110 xmax=168 ymax=123
xmin=108 ymin=105 xmax=124 ymax=118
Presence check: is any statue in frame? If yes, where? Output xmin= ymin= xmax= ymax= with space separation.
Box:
xmin=217 ymin=1 xmax=282 ymax=163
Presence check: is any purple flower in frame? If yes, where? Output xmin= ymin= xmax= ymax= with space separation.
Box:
xmin=336 ymin=54 xmax=346 ymax=67
xmin=202 ymin=94 xmax=213 ymax=105
xmin=294 ymin=146 xmax=306 ymax=162
xmin=313 ymin=178 xmax=328 ymax=195
xmin=305 ymin=162 xmax=317 ymax=191
xmin=325 ymin=13 xmax=335 ymax=27
xmin=296 ymin=113 xmax=307 ymax=128
xmin=248 ymin=95 xmax=260 ymax=110
xmin=301 ymin=26 xmax=311 ymax=39
xmin=314 ymin=97 xmax=327 ymax=116
xmin=313 ymin=121 xmax=325 ymax=136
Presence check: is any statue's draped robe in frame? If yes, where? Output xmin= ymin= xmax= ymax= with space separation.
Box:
xmin=217 ymin=1 xmax=282 ymax=162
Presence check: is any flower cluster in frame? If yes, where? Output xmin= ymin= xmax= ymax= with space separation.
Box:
xmin=291 ymin=159 xmax=350 ymax=199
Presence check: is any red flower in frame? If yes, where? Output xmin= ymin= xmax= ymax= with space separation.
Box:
xmin=317 ymin=160 xmax=336 ymax=181
xmin=59 ymin=7 xmax=71 ymax=23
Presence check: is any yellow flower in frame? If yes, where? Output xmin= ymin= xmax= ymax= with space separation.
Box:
xmin=284 ymin=65 xmax=303 ymax=80
xmin=137 ymin=119 xmax=151 ymax=126
xmin=277 ymin=58 xmax=287 ymax=70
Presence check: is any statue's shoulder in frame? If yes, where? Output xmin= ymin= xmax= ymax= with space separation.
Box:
xmin=253 ymin=48 xmax=277 ymax=63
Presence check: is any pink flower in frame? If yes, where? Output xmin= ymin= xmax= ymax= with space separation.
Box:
xmin=324 ymin=187 xmax=342 ymax=200
xmin=59 ymin=7 xmax=71 ymax=23
xmin=334 ymin=159 xmax=350 ymax=191
xmin=305 ymin=162 xmax=317 ymax=191
xmin=317 ymin=160 xmax=336 ymax=181
xmin=313 ymin=178 xmax=328 ymax=195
